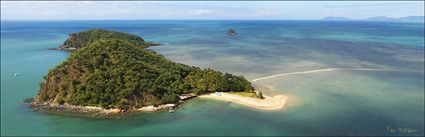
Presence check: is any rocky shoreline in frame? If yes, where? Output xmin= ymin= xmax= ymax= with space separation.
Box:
xmin=24 ymin=94 xmax=197 ymax=118
xmin=47 ymin=47 xmax=77 ymax=51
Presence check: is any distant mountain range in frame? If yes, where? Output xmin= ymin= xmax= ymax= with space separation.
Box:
xmin=321 ymin=16 xmax=424 ymax=23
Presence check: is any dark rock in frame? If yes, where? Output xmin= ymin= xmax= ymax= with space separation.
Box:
xmin=23 ymin=98 xmax=35 ymax=104
xmin=227 ymin=29 xmax=237 ymax=36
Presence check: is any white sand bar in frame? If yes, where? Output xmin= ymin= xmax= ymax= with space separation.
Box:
xmin=199 ymin=92 xmax=287 ymax=110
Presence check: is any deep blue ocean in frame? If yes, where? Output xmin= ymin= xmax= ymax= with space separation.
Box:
xmin=1 ymin=20 xmax=424 ymax=136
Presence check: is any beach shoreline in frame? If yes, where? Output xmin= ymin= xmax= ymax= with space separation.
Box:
xmin=25 ymin=98 xmax=178 ymax=118
xmin=25 ymin=91 xmax=287 ymax=118
xmin=199 ymin=92 xmax=287 ymax=110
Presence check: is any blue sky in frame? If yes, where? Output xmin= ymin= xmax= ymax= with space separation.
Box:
xmin=1 ymin=1 xmax=424 ymax=20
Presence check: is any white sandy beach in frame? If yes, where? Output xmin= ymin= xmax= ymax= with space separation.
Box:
xmin=199 ymin=92 xmax=287 ymax=110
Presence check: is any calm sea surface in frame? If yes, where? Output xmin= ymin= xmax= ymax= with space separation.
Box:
xmin=1 ymin=20 xmax=424 ymax=136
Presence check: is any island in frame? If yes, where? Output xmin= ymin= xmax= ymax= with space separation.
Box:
xmin=26 ymin=29 xmax=286 ymax=118
xmin=48 ymin=29 xmax=160 ymax=51
xmin=227 ymin=29 xmax=237 ymax=36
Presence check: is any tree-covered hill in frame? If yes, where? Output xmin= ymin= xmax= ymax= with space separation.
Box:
xmin=58 ymin=29 xmax=156 ymax=50
xmin=37 ymin=30 xmax=253 ymax=110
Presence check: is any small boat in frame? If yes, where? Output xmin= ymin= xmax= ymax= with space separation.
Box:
xmin=14 ymin=73 xmax=19 ymax=77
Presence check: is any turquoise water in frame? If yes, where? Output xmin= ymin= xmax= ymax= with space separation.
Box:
xmin=1 ymin=20 xmax=424 ymax=136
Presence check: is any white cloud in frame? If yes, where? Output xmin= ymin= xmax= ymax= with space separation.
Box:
xmin=189 ymin=9 xmax=219 ymax=16
xmin=250 ymin=9 xmax=281 ymax=17
xmin=1 ymin=1 xmax=423 ymax=20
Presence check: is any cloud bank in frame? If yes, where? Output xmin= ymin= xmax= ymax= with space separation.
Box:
xmin=1 ymin=1 xmax=423 ymax=20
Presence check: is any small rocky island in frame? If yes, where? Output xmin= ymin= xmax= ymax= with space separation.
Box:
xmin=27 ymin=29 xmax=255 ymax=118
xmin=227 ymin=29 xmax=237 ymax=36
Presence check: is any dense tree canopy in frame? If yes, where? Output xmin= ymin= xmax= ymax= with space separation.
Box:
xmin=59 ymin=29 xmax=154 ymax=49
xmin=37 ymin=29 xmax=253 ymax=110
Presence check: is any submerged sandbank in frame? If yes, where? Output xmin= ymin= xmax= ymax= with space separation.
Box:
xmin=199 ymin=92 xmax=287 ymax=110
xmin=251 ymin=68 xmax=408 ymax=82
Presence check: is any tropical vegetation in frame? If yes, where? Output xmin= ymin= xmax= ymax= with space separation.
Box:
xmin=36 ymin=29 xmax=253 ymax=110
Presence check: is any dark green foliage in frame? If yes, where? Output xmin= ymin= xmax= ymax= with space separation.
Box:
xmin=37 ymin=30 xmax=253 ymax=110
xmin=60 ymin=29 xmax=149 ymax=49
xmin=161 ymin=93 xmax=179 ymax=104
